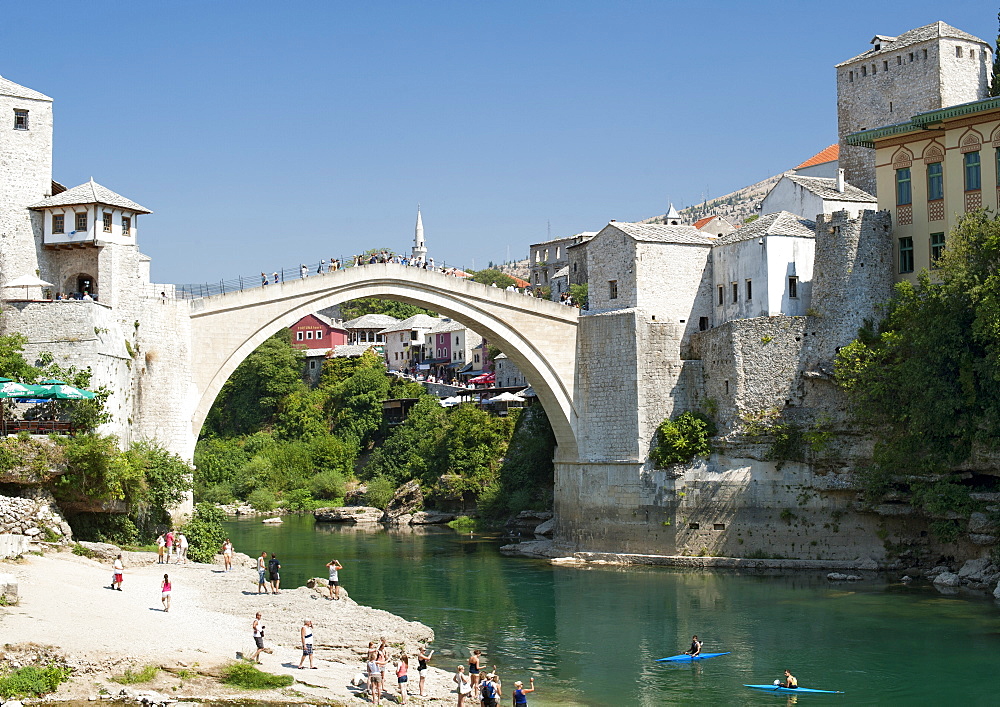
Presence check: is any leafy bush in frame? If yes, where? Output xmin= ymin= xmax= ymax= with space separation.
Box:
xmin=71 ymin=543 xmax=99 ymax=559
xmin=283 ymin=488 xmax=317 ymax=511
xmin=247 ymin=488 xmax=277 ymax=512
xmin=309 ymin=470 xmax=346 ymax=500
xmin=0 ymin=664 xmax=71 ymax=699
xmin=364 ymin=476 xmax=395 ymax=509
xmin=651 ymin=411 xmax=716 ymax=467
xmin=66 ymin=513 xmax=139 ymax=546
xmin=221 ymin=662 xmax=293 ymax=689
xmin=181 ymin=503 xmax=226 ymax=563
xmin=112 ymin=665 xmax=159 ymax=684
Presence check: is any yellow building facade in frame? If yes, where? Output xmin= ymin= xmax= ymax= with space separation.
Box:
xmin=847 ymin=96 xmax=1000 ymax=283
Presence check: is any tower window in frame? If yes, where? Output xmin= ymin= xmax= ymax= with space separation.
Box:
xmin=964 ymin=151 xmax=981 ymax=191
xmin=930 ymin=233 xmax=945 ymax=264
xmin=13 ymin=109 xmax=28 ymax=130
xmin=861 ymin=65 xmax=867 ymax=77
xmin=788 ymin=277 xmax=799 ymax=299
xmin=970 ymin=49 xmax=975 ymax=60
xmin=745 ymin=279 xmax=753 ymax=301
xmin=872 ymin=63 xmax=877 ymax=75
xmin=122 ymin=216 xmax=131 ymax=236
xmin=52 ymin=214 xmax=64 ymax=234
xmin=956 ymin=46 xmax=963 ymax=58
xmin=849 ymin=70 xmax=854 ymax=82
xmin=923 ymin=49 xmax=927 ymax=60
xmin=899 ymin=237 xmax=914 ymax=274
xmin=608 ymin=280 xmax=618 ymax=300
xmin=909 ymin=52 xmax=914 ymax=62
xmin=717 ymin=285 xmax=724 ymax=306
xmin=883 ymin=60 xmax=888 ymax=71
xmin=895 ymin=167 xmax=911 ymax=205
xmin=731 ymin=282 xmax=738 ymax=303
xmin=103 ymin=212 xmax=113 ymax=233
xmin=75 ymin=212 xmax=88 ymax=231
xmin=927 ymin=162 xmax=943 ymax=200
xmin=897 ymin=56 xmax=902 ymax=65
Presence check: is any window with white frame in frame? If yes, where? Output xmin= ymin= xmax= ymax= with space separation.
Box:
xmin=121 ymin=216 xmax=131 ymax=236
xmin=52 ymin=214 xmax=64 ymax=234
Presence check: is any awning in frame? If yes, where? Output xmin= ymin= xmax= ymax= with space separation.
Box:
xmin=461 ymin=370 xmax=484 ymax=377
xmin=425 ymin=358 xmax=450 ymax=364
xmin=418 ymin=363 xmax=430 ymax=370
xmin=458 ymin=362 xmax=474 ymax=373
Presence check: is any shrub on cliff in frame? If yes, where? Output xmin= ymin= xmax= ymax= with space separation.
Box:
xmin=651 ymin=411 xmax=716 ymax=467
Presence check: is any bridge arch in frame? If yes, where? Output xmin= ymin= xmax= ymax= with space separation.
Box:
xmin=186 ymin=264 xmax=579 ymax=457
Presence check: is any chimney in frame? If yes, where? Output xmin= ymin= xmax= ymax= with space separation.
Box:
xmin=836 ymin=168 xmax=846 ymax=193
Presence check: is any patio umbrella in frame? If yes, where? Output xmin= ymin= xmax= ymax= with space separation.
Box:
xmin=468 ymin=373 xmax=495 ymax=385
xmin=35 ymin=381 xmax=96 ymax=399
xmin=0 ymin=379 xmax=39 ymax=397
xmin=486 ymin=391 xmax=526 ymax=403
xmin=2 ymin=274 xmax=54 ymax=299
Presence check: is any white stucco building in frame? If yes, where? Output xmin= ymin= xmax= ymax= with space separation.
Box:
xmin=380 ymin=313 xmax=439 ymax=371
xmin=711 ymin=211 xmax=816 ymax=324
xmin=760 ymin=169 xmax=875 ymax=219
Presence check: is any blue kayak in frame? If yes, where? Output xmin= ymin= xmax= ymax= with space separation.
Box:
xmin=745 ymin=684 xmax=844 ymax=694
xmin=656 ymin=651 xmax=731 ymax=662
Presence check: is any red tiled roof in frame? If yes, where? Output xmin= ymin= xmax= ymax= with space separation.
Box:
xmin=692 ymin=216 xmax=714 ymax=229
xmin=511 ymin=276 xmax=530 ymax=288
xmin=794 ymin=144 xmax=839 ymax=170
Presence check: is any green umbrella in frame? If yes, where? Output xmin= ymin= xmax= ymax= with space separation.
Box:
xmin=0 ymin=380 xmax=41 ymax=398
xmin=35 ymin=383 xmax=95 ymax=400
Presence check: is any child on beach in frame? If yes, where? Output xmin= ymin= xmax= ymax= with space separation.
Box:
xmin=111 ymin=554 xmax=124 ymax=591
xmin=395 ymin=655 xmax=409 ymax=704
xmin=326 ymin=559 xmax=342 ymax=599
xmin=221 ymin=538 xmax=233 ymax=571
xmin=161 ymin=574 xmax=171 ymax=612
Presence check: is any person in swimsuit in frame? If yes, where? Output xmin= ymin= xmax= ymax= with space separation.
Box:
xmin=367 ymin=651 xmax=383 ymax=705
xmin=326 ymin=559 xmax=343 ymax=600
xmin=780 ymin=669 xmax=798 ymax=689
xmin=395 ymin=654 xmax=409 ymax=704
xmin=417 ymin=646 xmax=434 ymax=696
xmin=160 ymin=574 xmax=171 ymax=612
xmin=221 ymin=538 xmax=233 ymax=571
xmin=111 ymin=554 xmax=124 ymax=591
xmin=685 ymin=635 xmax=702 ymax=657
xmin=377 ymin=637 xmax=389 ymax=685
xmin=257 ymin=551 xmax=269 ymax=594
xmin=453 ymin=665 xmax=471 ymax=707
xmin=298 ymin=619 xmax=315 ymax=669
xmin=512 ymin=678 xmax=535 ymax=706
xmin=468 ymin=649 xmax=482 ymax=692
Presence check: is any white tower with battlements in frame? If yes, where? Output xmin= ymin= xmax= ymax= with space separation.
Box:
xmin=411 ymin=206 xmax=428 ymax=263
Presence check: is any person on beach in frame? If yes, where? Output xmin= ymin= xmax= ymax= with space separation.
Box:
xmin=377 ymin=637 xmax=389 ymax=685
xmin=257 ymin=551 xmax=270 ymax=594
xmin=512 ymin=678 xmax=535 ymax=706
xmin=480 ymin=672 xmax=501 ymax=707
xmin=160 ymin=574 xmax=171 ymax=612
xmin=165 ymin=529 xmax=174 ymax=564
xmin=453 ymin=665 xmax=472 ymax=707
xmin=367 ymin=648 xmax=383 ymax=705
xmin=326 ymin=559 xmax=343 ymax=600
xmin=178 ymin=533 xmax=189 ymax=563
xmin=251 ymin=612 xmax=272 ymax=663
xmin=268 ymin=553 xmax=281 ymax=594
xmin=298 ymin=619 xmax=316 ymax=669
xmin=395 ymin=654 xmax=409 ymax=704
xmin=468 ymin=649 xmax=482 ymax=691
xmin=685 ymin=635 xmax=702 ymax=657
xmin=156 ymin=533 xmax=166 ymax=564
xmin=221 ymin=538 xmax=233 ymax=571
xmin=111 ymin=554 xmax=124 ymax=591
xmin=417 ymin=646 xmax=434 ymax=696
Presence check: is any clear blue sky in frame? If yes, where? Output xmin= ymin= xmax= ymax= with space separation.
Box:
xmin=2 ymin=1 xmax=994 ymax=284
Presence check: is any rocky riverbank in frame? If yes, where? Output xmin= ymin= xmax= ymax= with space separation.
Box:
xmin=0 ymin=546 xmax=463 ymax=705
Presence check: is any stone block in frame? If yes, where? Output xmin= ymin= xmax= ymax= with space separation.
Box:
xmin=0 ymin=572 xmax=17 ymax=602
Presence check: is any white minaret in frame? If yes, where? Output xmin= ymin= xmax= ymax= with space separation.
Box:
xmin=411 ymin=206 xmax=428 ymax=262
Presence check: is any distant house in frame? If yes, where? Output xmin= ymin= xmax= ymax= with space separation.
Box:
xmin=760 ymin=170 xmax=875 ymax=220
xmin=379 ymin=314 xmax=440 ymax=372
xmin=711 ymin=211 xmax=816 ymax=324
xmin=493 ymin=353 xmax=527 ymax=388
xmin=290 ymin=313 xmax=347 ymax=349
xmin=421 ymin=319 xmax=473 ymax=379
xmin=343 ymin=313 xmax=400 ymax=345
xmin=793 ymin=144 xmax=840 ymax=179
xmin=528 ymin=232 xmax=596 ymax=290
xmin=692 ymin=215 xmax=736 ymax=239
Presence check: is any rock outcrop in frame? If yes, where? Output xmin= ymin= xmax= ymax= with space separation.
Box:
xmin=314 ymin=506 xmax=383 ymax=524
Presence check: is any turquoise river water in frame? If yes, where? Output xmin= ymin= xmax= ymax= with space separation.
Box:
xmin=223 ymin=515 xmax=1000 ymax=706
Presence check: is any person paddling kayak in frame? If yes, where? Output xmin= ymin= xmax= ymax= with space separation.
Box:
xmin=684 ymin=635 xmax=702 ymax=657
xmin=779 ymin=669 xmax=798 ymax=689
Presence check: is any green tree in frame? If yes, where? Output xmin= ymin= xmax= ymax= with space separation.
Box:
xmin=325 ymin=351 xmax=390 ymax=449
xmin=834 ymin=210 xmax=1000 ymax=517
xmin=0 ymin=332 xmax=37 ymax=382
xmin=650 ymin=411 xmax=716 ymax=467
xmin=340 ymin=298 xmax=431 ymax=321
xmin=203 ymin=331 xmax=304 ymax=436
xmin=429 ymin=404 xmax=517 ymax=497
xmin=469 ymin=269 xmax=517 ymax=289
xmin=569 ymin=283 xmax=589 ymax=309
xmin=991 ymin=12 xmax=1000 ymax=97
xmin=181 ymin=503 xmax=227 ymax=563
xmin=364 ymin=396 xmax=448 ymax=485
xmin=482 ymin=406 xmax=556 ymax=518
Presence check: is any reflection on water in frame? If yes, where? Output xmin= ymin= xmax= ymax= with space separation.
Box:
xmin=225 ymin=515 xmax=1000 ymax=706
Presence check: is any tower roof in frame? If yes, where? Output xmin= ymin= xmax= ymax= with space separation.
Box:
xmin=414 ymin=207 xmax=425 ymax=247
xmin=665 ymin=203 xmax=681 ymax=219
xmin=837 ymin=21 xmax=988 ymax=66
xmin=794 ymin=144 xmax=840 ymax=170
xmin=0 ymin=75 xmax=52 ymax=102
xmin=29 ymin=178 xmax=152 ymax=214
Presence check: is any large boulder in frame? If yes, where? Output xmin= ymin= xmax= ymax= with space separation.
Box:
xmin=383 ymin=480 xmax=423 ymax=522
xmin=314 ymin=506 xmax=383 ymax=524
xmin=932 ymin=572 xmax=961 ymax=587
xmin=967 ymin=512 xmax=996 ymax=535
xmin=506 ymin=510 xmax=554 ymax=533
xmin=410 ymin=511 xmax=455 ymax=525
xmin=534 ymin=517 xmax=556 ymax=536
xmin=0 ymin=572 xmax=17 ymax=602
xmin=958 ymin=557 xmax=991 ymax=582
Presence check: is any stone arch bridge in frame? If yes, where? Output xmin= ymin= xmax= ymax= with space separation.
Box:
xmin=187 ymin=264 xmax=580 ymax=457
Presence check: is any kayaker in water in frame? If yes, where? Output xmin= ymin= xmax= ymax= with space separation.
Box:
xmin=684 ymin=635 xmax=702 ymax=657
xmin=779 ymin=670 xmax=798 ymax=689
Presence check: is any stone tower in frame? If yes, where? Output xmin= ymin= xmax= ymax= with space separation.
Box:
xmin=836 ymin=21 xmax=991 ymax=195
xmin=0 ymin=75 xmax=54 ymax=289
xmin=411 ymin=206 xmax=427 ymax=263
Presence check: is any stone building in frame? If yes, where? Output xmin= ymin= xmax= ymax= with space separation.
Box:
xmin=493 ymin=352 xmax=527 ymax=389
xmin=528 ymin=232 xmax=595 ymax=290
xmin=711 ymin=211 xmax=816 ymax=324
xmin=836 ymin=21 xmax=991 ymax=194
xmin=692 ymin=215 xmax=735 ymax=239
xmin=379 ymin=314 xmax=439 ymax=371
xmin=343 ymin=313 xmax=399 ymax=345
xmin=847 ymin=95 xmax=1000 ymax=284
xmin=760 ymin=170 xmax=875 ymax=220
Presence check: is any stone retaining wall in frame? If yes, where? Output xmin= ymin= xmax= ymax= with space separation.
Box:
xmin=0 ymin=490 xmax=72 ymax=541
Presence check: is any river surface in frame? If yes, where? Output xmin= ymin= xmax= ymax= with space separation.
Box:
xmin=224 ymin=515 xmax=1000 ymax=706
